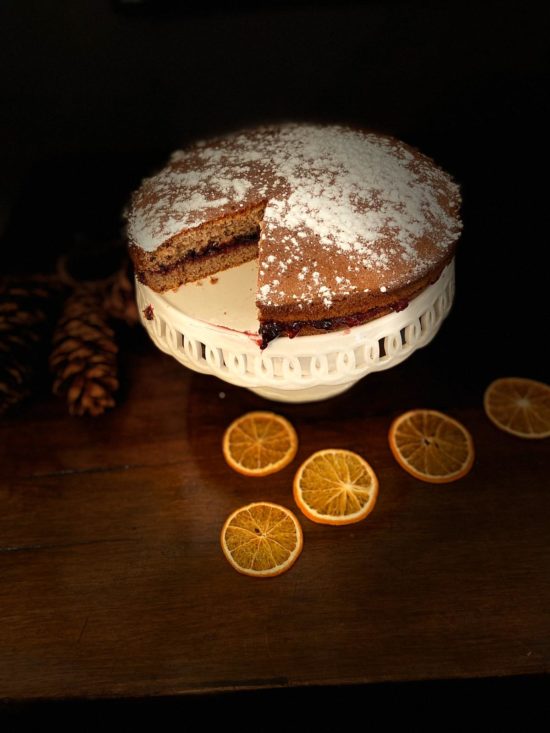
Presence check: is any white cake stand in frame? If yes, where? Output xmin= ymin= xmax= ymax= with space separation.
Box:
xmin=135 ymin=259 xmax=455 ymax=403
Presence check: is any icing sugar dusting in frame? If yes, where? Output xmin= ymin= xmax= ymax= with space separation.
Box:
xmin=128 ymin=123 xmax=461 ymax=308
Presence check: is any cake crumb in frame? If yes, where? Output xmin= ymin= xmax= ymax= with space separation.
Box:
xmin=210 ymin=276 xmax=219 ymax=284
xmin=143 ymin=304 xmax=154 ymax=320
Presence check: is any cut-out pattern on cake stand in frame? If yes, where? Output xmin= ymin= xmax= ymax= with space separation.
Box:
xmin=135 ymin=259 xmax=455 ymax=403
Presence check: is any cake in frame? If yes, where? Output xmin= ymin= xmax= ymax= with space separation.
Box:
xmin=126 ymin=123 xmax=462 ymax=347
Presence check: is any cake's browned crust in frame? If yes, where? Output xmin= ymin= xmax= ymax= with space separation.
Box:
xmin=126 ymin=123 xmax=462 ymax=342
xmin=257 ymin=257 xmax=451 ymax=347
xmin=259 ymin=250 xmax=455 ymax=322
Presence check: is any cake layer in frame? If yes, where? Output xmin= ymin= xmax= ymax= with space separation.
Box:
xmin=136 ymin=238 xmax=259 ymax=292
xmin=129 ymin=201 xmax=265 ymax=279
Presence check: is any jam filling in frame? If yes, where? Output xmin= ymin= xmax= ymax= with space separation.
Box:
xmin=259 ymin=298 xmax=409 ymax=349
xmin=152 ymin=231 xmax=259 ymax=275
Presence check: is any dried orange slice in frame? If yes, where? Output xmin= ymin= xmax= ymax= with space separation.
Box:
xmin=220 ymin=502 xmax=303 ymax=577
xmin=484 ymin=377 xmax=550 ymax=439
xmin=222 ymin=411 xmax=298 ymax=476
xmin=389 ymin=409 xmax=474 ymax=483
xmin=293 ymin=449 xmax=379 ymax=525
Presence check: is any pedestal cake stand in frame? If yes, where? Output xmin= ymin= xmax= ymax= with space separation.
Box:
xmin=136 ymin=259 xmax=455 ymax=403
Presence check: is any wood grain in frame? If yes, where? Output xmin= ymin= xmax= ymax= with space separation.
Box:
xmin=1 ymin=312 xmax=549 ymax=700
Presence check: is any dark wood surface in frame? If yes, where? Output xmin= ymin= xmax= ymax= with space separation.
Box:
xmin=1 ymin=295 xmax=549 ymax=701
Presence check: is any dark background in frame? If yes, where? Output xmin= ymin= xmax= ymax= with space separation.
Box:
xmin=1 ymin=0 xmax=549 ymax=375
xmin=1 ymin=0 xmax=548 ymax=722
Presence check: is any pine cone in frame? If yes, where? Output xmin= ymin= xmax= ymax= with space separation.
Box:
xmin=0 ymin=277 xmax=63 ymax=416
xmin=50 ymin=288 xmax=119 ymax=416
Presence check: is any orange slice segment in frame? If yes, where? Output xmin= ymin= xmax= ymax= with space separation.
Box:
xmin=293 ymin=449 xmax=379 ymax=525
xmin=222 ymin=411 xmax=298 ymax=476
xmin=220 ymin=502 xmax=303 ymax=577
xmin=484 ymin=377 xmax=550 ymax=439
xmin=389 ymin=409 xmax=474 ymax=483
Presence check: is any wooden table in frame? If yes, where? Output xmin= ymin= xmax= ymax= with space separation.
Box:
xmin=1 ymin=285 xmax=549 ymax=701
